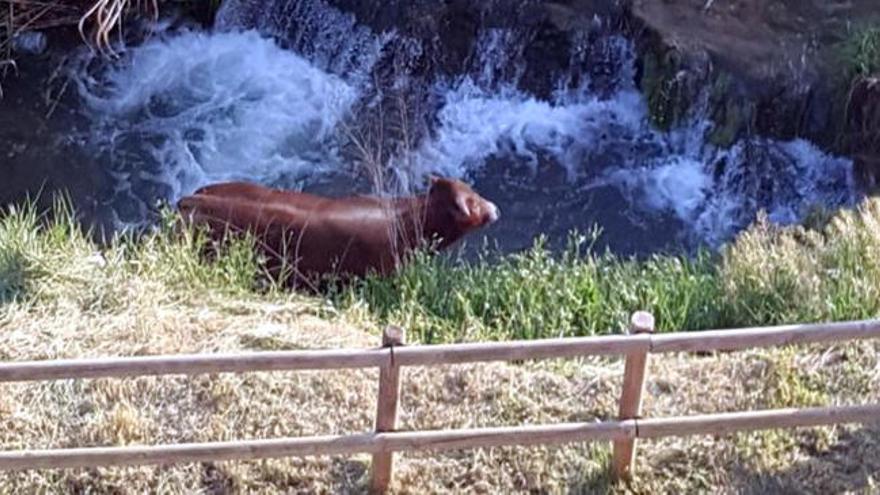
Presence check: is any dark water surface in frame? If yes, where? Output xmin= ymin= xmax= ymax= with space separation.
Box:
xmin=0 ymin=4 xmax=857 ymax=258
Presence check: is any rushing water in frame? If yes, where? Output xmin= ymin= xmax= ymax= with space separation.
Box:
xmin=1 ymin=0 xmax=860 ymax=256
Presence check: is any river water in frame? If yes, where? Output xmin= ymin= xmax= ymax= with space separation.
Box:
xmin=0 ymin=0 xmax=859 ymax=256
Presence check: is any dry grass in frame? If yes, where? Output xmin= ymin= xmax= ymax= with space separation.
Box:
xmin=0 ymin=0 xmax=157 ymax=92
xmin=1 ymin=292 xmax=877 ymax=493
xmin=5 ymin=0 xmax=156 ymax=48
xmin=0 ymin=206 xmax=878 ymax=493
xmin=77 ymin=0 xmax=157 ymax=56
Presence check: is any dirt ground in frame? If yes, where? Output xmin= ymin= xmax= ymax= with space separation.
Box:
xmin=0 ymin=289 xmax=878 ymax=493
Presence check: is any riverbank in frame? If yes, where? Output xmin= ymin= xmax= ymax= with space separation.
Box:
xmin=1 ymin=2 xmax=879 ymax=491
xmin=339 ymin=200 xmax=880 ymax=344
xmin=8 ymin=197 xmax=880 ymax=345
xmin=629 ymin=0 xmax=880 ymax=192
xmin=0 ymin=199 xmax=878 ymax=492
xmin=0 ymin=0 xmax=863 ymax=257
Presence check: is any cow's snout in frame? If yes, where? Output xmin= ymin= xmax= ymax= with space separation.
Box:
xmin=486 ymin=201 xmax=500 ymax=224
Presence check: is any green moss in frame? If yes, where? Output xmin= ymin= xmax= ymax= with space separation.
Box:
xmin=838 ymin=25 xmax=880 ymax=81
xmin=706 ymin=72 xmax=753 ymax=148
xmin=638 ymin=42 xmax=751 ymax=146
xmin=640 ymin=46 xmax=690 ymax=131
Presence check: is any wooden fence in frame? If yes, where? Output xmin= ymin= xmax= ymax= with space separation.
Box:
xmin=1 ymin=313 xmax=879 ymax=492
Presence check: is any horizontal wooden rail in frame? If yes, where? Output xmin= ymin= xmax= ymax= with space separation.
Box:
xmin=0 ymin=349 xmax=388 ymax=383
xmin=1 ymin=404 xmax=876 ymax=471
xmin=2 ymin=315 xmax=880 ymax=489
xmin=392 ymin=334 xmax=650 ymax=366
xmin=1 ymin=319 xmax=878 ymax=383
xmin=636 ymin=404 xmax=880 ymax=438
xmin=651 ymin=319 xmax=880 ymax=353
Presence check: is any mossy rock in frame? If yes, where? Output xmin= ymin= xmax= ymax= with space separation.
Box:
xmin=639 ymin=45 xmax=692 ymax=131
xmin=706 ymin=72 xmax=754 ymax=147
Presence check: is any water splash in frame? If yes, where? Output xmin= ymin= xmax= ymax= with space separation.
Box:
xmin=399 ymin=32 xmax=854 ymax=247
xmin=72 ymin=0 xmax=857 ymax=248
xmin=75 ymin=29 xmax=356 ymax=225
xmin=215 ymin=0 xmax=394 ymax=86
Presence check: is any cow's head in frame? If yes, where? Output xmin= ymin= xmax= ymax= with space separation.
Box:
xmin=427 ymin=176 xmax=500 ymax=239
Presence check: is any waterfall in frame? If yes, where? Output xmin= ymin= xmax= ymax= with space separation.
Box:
xmin=71 ymin=0 xmax=857 ymax=250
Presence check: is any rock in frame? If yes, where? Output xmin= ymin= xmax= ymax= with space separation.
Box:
xmin=847 ymin=76 xmax=880 ymax=191
xmin=519 ymin=21 xmax=572 ymax=99
xmin=632 ymin=27 xmax=712 ymax=132
xmin=321 ymin=0 xmax=625 ymax=95
xmin=629 ymin=0 xmax=880 ymax=190
xmin=630 ymin=0 xmax=868 ymax=88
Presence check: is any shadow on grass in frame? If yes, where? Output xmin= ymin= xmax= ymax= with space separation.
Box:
xmin=559 ymin=425 xmax=879 ymax=493
xmin=566 ymin=444 xmax=615 ymax=494
xmin=0 ymin=249 xmax=30 ymax=306
xmin=736 ymin=425 xmax=880 ymax=494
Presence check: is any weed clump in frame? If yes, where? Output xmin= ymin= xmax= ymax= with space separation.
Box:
xmin=339 ymin=198 xmax=880 ymax=343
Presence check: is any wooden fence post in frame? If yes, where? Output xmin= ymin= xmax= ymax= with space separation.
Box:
xmin=611 ymin=311 xmax=655 ymax=482
xmin=370 ymin=326 xmax=406 ymax=494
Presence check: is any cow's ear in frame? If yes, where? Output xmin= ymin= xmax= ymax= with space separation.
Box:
xmin=428 ymin=174 xmax=443 ymax=186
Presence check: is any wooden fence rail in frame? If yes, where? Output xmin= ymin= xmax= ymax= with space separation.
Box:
xmin=2 ymin=318 xmax=879 ymax=382
xmin=1 ymin=315 xmax=879 ymax=492
xmin=1 ymin=404 xmax=876 ymax=471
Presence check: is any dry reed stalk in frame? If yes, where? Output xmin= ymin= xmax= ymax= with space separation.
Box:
xmin=78 ymin=0 xmax=158 ymax=56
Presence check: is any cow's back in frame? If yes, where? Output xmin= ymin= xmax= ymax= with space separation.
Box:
xmin=179 ymin=182 xmax=406 ymax=279
xmin=193 ymin=182 xmax=331 ymax=211
xmin=177 ymin=177 xmax=499 ymax=284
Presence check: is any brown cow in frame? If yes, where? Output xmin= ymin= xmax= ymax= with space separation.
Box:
xmin=176 ymin=176 xmax=499 ymax=286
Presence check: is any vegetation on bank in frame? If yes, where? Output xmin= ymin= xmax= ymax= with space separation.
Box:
xmin=0 ymin=0 xmax=219 ymax=85
xmin=336 ymin=200 xmax=880 ymax=343
xmin=838 ymin=24 xmax=880 ymax=82
xmin=4 ymin=196 xmax=880 ymax=344
xmin=0 ymin=198 xmax=878 ymax=493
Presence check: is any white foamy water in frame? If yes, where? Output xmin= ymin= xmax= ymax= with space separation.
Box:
xmin=410 ymin=79 xmax=853 ymax=245
xmin=76 ymin=29 xmax=356 ymax=223
xmin=400 ymin=32 xmax=854 ymax=246
xmin=215 ymin=0 xmax=394 ymax=86
xmin=73 ymin=0 xmax=857 ymax=248
xmin=407 ymin=80 xmax=648 ymax=178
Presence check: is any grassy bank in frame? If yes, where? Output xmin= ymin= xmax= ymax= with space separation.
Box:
xmin=5 ymin=198 xmax=880 ymax=344
xmin=337 ymin=202 xmax=880 ymax=343
xmin=0 ymin=198 xmax=878 ymax=493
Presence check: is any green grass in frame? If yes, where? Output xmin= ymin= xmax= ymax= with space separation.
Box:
xmin=5 ymin=197 xmax=880 ymax=345
xmin=838 ymin=25 xmax=880 ymax=81
xmin=334 ymin=233 xmax=722 ymax=342
xmin=0 ymin=197 xmax=268 ymax=313
xmin=336 ymin=202 xmax=880 ymax=343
